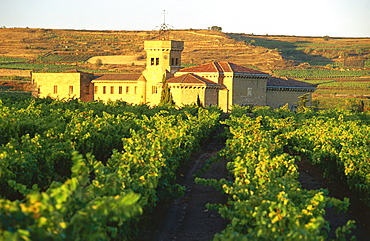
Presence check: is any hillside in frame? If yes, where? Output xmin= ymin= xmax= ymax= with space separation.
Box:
xmin=228 ymin=33 xmax=370 ymax=68
xmin=0 ymin=28 xmax=369 ymax=74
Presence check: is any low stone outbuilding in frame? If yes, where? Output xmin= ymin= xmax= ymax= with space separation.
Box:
xmin=166 ymin=73 xmax=220 ymax=106
xmin=32 ymin=70 xmax=94 ymax=102
xmin=266 ymin=77 xmax=317 ymax=109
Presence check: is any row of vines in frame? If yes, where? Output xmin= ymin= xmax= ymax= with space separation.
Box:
xmin=197 ymin=106 xmax=370 ymax=240
xmin=0 ymin=96 xmax=221 ymax=240
xmin=274 ymin=69 xmax=370 ymax=79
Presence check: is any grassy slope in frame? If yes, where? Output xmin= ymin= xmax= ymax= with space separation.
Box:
xmin=0 ymin=28 xmax=369 ymax=71
xmin=0 ymin=28 xmax=291 ymax=72
xmin=227 ymin=34 xmax=370 ymax=67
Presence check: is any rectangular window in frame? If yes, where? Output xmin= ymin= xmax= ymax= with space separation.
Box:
xmin=126 ymin=86 xmax=129 ymax=94
xmin=134 ymin=86 xmax=137 ymax=95
xmin=110 ymin=86 xmax=114 ymax=94
xmin=151 ymin=58 xmax=155 ymax=66
xmin=103 ymin=86 xmax=106 ymax=94
xmin=152 ymin=86 xmax=158 ymax=94
xmin=175 ymin=58 xmax=179 ymax=66
xmin=156 ymin=58 xmax=159 ymax=66
xmin=247 ymin=88 xmax=252 ymax=97
xmin=69 ymin=86 xmax=73 ymax=94
xmin=171 ymin=58 xmax=174 ymax=66
xmin=53 ymin=85 xmax=57 ymax=94
xmin=94 ymin=86 xmax=98 ymax=94
xmin=119 ymin=86 xmax=122 ymax=94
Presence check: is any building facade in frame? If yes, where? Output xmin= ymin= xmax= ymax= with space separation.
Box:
xmin=266 ymin=77 xmax=316 ymax=109
xmin=32 ymin=71 xmax=94 ymax=102
xmin=32 ymin=40 xmax=316 ymax=111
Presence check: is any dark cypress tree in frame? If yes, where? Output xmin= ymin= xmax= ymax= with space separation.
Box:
xmin=196 ymin=94 xmax=203 ymax=107
xmin=159 ymin=74 xmax=175 ymax=105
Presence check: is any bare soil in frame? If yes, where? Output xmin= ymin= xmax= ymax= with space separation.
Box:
xmin=137 ymin=125 xmax=229 ymax=241
xmin=297 ymin=159 xmax=370 ymax=240
xmin=137 ymin=124 xmax=370 ymax=241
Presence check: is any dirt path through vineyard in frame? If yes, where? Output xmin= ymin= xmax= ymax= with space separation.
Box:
xmin=137 ymin=122 xmax=370 ymax=241
xmin=137 ymin=122 xmax=229 ymax=241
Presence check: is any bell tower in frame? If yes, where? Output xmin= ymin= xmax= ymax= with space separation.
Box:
xmin=144 ymin=40 xmax=184 ymax=75
xmin=142 ymin=40 xmax=184 ymax=105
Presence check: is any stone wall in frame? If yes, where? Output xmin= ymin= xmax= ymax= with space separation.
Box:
xmin=204 ymin=87 xmax=218 ymax=106
xmin=232 ymin=76 xmax=267 ymax=107
xmin=92 ymin=81 xmax=144 ymax=104
xmin=267 ymin=88 xmax=313 ymax=109
xmin=170 ymin=86 xmax=203 ymax=106
xmin=80 ymin=72 xmax=94 ymax=102
xmin=32 ymin=73 xmax=82 ymax=99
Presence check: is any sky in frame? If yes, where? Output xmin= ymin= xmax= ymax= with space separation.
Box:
xmin=1 ymin=0 xmax=369 ymax=37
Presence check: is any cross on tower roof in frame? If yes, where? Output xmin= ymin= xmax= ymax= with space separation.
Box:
xmin=154 ymin=10 xmax=173 ymax=36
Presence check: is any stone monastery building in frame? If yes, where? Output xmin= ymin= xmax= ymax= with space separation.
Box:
xmin=32 ymin=40 xmax=316 ymax=111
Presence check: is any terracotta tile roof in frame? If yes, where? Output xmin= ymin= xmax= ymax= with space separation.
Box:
xmin=222 ymin=62 xmax=267 ymax=74
xmin=178 ymin=62 xmax=220 ymax=73
xmin=137 ymin=74 xmax=147 ymax=82
xmin=167 ymin=73 xmax=219 ymax=85
xmin=267 ymin=77 xmax=317 ymax=88
xmin=93 ymin=73 xmax=142 ymax=81
xmin=178 ymin=61 xmax=268 ymax=75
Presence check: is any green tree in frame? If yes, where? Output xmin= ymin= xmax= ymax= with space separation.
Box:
xmin=160 ymin=74 xmax=175 ymax=105
xmin=296 ymin=93 xmax=311 ymax=112
xmin=95 ymin=58 xmax=103 ymax=67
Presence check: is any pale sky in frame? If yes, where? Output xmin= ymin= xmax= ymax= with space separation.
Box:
xmin=1 ymin=0 xmax=369 ymax=37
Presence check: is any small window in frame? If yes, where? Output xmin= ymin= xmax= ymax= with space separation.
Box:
xmin=171 ymin=58 xmax=174 ymax=66
xmin=94 ymin=86 xmax=98 ymax=94
xmin=156 ymin=58 xmax=159 ymax=66
xmin=110 ymin=86 xmax=114 ymax=94
xmin=134 ymin=86 xmax=137 ymax=95
xmin=53 ymin=85 xmax=57 ymax=94
xmin=69 ymin=86 xmax=73 ymax=94
xmin=247 ymin=88 xmax=252 ymax=97
xmin=126 ymin=86 xmax=129 ymax=94
xmin=175 ymin=58 xmax=179 ymax=66
xmin=151 ymin=58 xmax=155 ymax=66
xmin=119 ymin=86 xmax=123 ymax=94
xmin=103 ymin=86 xmax=106 ymax=94
xmin=152 ymin=86 xmax=158 ymax=94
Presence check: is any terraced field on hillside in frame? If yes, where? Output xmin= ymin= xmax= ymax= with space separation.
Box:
xmin=0 ymin=28 xmax=291 ymax=72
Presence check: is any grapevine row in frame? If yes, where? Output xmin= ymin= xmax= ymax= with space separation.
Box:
xmin=274 ymin=69 xmax=370 ymax=79
xmin=196 ymin=107 xmax=355 ymax=240
xmin=0 ymin=97 xmax=221 ymax=240
xmin=252 ymin=106 xmax=370 ymax=206
xmin=286 ymin=112 xmax=370 ymax=206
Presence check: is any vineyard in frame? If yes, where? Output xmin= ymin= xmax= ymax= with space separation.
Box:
xmin=0 ymin=95 xmax=221 ymax=240
xmin=273 ymin=69 xmax=370 ymax=79
xmin=1 ymin=95 xmax=370 ymax=240
xmin=195 ymin=106 xmax=370 ymax=240
xmin=0 ymin=57 xmax=29 ymax=64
